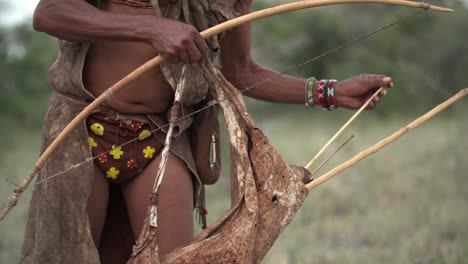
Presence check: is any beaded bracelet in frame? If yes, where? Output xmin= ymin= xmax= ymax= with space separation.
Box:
xmin=305 ymin=77 xmax=316 ymax=107
xmin=317 ymin=79 xmax=329 ymax=108
xmin=327 ymin=79 xmax=338 ymax=110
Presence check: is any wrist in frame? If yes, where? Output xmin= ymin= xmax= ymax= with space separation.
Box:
xmin=137 ymin=15 xmax=164 ymax=46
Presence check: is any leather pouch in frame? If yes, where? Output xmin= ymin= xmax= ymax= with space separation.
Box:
xmin=189 ymin=101 xmax=222 ymax=185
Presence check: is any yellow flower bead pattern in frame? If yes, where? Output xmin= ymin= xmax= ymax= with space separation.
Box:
xmin=138 ymin=129 xmax=151 ymax=141
xmin=90 ymin=123 xmax=104 ymax=136
xmin=143 ymin=146 xmax=156 ymax=159
xmin=106 ymin=167 xmax=119 ymax=180
xmin=110 ymin=145 xmax=124 ymax=160
xmin=88 ymin=137 xmax=97 ymax=148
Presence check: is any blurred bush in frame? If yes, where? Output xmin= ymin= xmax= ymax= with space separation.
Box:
xmin=0 ymin=22 xmax=56 ymax=128
xmin=252 ymin=0 xmax=468 ymax=113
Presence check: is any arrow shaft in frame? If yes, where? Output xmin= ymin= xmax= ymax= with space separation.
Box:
xmin=306 ymin=88 xmax=468 ymax=190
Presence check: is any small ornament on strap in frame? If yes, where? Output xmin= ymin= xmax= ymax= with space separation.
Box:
xmin=317 ymin=79 xmax=329 ymax=108
xmin=305 ymin=77 xmax=316 ymax=107
xmin=209 ymin=133 xmax=217 ymax=177
xmin=197 ymin=185 xmax=208 ymax=229
xmin=327 ymin=79 xmax=338 ymax=111
xmin=148 ymin=193 xmax=159 ymax=227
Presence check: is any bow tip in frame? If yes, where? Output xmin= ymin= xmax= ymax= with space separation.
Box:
xmin=428 ymin=5 xmax=454 ymax=13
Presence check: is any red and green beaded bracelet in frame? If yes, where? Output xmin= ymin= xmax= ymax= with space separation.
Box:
xmin=305 ymin=77 xmax=316 ymax=107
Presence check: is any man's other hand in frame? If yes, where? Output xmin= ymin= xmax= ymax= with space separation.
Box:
xmin=335 ymin=74 xmax=393 ymax=109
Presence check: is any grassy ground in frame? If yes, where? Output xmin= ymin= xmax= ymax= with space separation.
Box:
xmin=274 ymin=109 xmax=468 ymax=263
xmin=0 ymin=100 xmax=467 ymax=263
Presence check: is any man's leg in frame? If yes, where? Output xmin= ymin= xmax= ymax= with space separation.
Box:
xmin=121 ymin=153 xmax=194 ymax=256
xmin=87 ymin=166 xmax=110 ymax=247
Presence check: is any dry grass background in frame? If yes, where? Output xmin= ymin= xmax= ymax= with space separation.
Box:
xmin=207 ymin=99 xmax=468 ymax=263
xmin=1 ymin=97 xmax=467 ymax=263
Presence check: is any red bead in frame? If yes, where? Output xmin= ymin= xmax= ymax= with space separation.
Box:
xmin=127 ymin=159 xmax=137 ymax=169
xmin=98 ymin=154 xmax=107 ymax=163
xmin=319 ymin=97 xmax=325 ymax=106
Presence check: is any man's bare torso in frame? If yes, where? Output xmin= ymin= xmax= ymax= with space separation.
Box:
xmin=83 ymin=0 xmax=174 ymax=114
xmin=83 ymin=0 xmax=238 ymax=114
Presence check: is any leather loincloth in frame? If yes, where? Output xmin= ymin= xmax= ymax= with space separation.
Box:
xmin=86 ymin=112 xmax=163 ymax=184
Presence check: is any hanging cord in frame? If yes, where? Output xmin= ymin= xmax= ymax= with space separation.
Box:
xmin=149 ymin=65 xmax=188 ymax=227
xmin=131 ymin=66 xmax=188 ymax=256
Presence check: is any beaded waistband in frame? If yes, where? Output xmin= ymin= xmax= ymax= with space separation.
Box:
xmin=108 ymin=0 xmax=168 ymax=9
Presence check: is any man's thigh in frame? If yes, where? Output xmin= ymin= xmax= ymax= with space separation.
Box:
xmin=120 ymin=153 xmax=194 ymax=256
xmin=87 ymin=166 xmax=110 ymax=247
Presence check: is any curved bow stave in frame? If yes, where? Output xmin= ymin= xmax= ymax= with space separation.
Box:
xmin=203 ymin=0 xmax=453 ymax=38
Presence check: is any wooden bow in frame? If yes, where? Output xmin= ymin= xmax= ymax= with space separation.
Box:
xmin=0 ymin=0 xmax=454 ymax=221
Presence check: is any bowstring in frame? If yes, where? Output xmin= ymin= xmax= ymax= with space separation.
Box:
xmin=34 ymin=8 xmax=428 ymax=187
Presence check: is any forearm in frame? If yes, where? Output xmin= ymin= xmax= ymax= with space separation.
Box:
xmin=33 ymin=0 xmax=156 ymax=44
xmin=222 ymin=60 xmax=308 ymax=104
xmin=220 ymin=0 xmax=308 ymax=104
xmin=220 ymin=0 xmax=391 ymax=109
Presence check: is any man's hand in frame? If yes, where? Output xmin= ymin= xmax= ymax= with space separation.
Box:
xmin=335 ymin=74 xmax=393 ymax=109
xmin=146 ymin=18 xmax=209 ymax=64
xmin=33 ymin=0 xmax=209 ymax=65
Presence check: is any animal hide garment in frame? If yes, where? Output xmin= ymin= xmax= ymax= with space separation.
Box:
xmin=128 ymin=65 xmax=308 ymax=264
